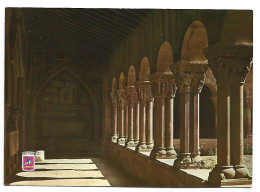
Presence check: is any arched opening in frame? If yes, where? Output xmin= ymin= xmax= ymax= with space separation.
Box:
xmin=157 ymin=42 xmax=173 ymax=73
xmin=181 ymin=21 xmax=208 ymax=62
xmin=139 ymin=57 xmax=150 ymax=81
xmin=31 ymin=66 xmax=101 ymax=158
xmin=200 ymin=86 xmax=216 ymax=138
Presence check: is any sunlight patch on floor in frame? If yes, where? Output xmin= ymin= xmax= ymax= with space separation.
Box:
xmin=16 ymin=170 xmax=104 ymax=178
xmin=35 ymin=163 xmax=97 ymax=170
xmin=9 ymin=178 xmax=111 ymax=186
xmin=38 ymin=159 xmax=93 ymax=164
xmin=9 ymin=158 xmax=111 ymax=186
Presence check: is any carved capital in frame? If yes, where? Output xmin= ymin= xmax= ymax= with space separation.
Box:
xmin=190 ymin=74 xmax=206 ymax=94
xmin=136 ymin=81 xmax=154 ymax=102
xmin=127 ymin=86 xmax=138 ymax=104
xmin=204 ymin=42 xmax=253 ymax=85
xmin=110 ymin=91 xmax=119 ymax=106
xmin=117 ymin=89 xmax=127 ymax=107
xmin=148 ymin=73 xmax=176 ymax=98
xmin=171 ymin=61 xmax=208 ymax=93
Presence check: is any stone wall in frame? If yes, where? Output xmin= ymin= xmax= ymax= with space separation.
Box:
xmin=102 ymin=142 xmax=212 ymax=187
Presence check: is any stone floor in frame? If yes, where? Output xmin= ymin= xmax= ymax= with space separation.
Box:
xmin=8 ymin=158 xmax=145 ymax=187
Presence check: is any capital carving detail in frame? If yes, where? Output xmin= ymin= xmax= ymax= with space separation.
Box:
xmin=136 ymin=81 xmax=154 ymax=102
xmin=176 ymin=72 xmax=192 ymax=92
xmin=148 ymin=73 xmax=176 ymax=98
xmin=190 ymin=73 xmax=206 ymax=94
xmin=110 ymin=91 xmax=119 ymax=106
xmin=204 ymin=42 xmax=253 ymax=85
xmin=127 ymin=86 xmax=138 ymax=104
xmin=117 ymin=89 xmax=127 ymax=107
xmin=171 ymin=61 xmax=208 ymax=93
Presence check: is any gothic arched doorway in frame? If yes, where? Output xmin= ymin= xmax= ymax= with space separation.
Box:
xmin=31 ymin=66 xmax=101 ymax=158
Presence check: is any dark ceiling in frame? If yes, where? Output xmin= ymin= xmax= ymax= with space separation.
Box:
xmin=21 ymin=8 xmax=151 ymax=63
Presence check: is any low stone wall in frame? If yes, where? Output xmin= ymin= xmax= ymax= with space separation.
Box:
xmin=102 ymin=142 xmax=213 ymax=187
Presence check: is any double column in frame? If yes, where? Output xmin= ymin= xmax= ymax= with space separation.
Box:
xmin=171 ymin=61 xmax=207 ymax=168
xmin=126 ymin=85 xmax=138 ymax=147
xmin=204 ymin=42 xmax=252 ymax=186
xmin=190 ymin=65 xmax=208 ymax=163
xmin=117 ymin=88 xmax=127 ymax=144
xmin=149 ymin=72 xmax=177 ymax=159
xmin=110 ymin=90 xmax=119 ymax=142
xmin=135 ymin=81 xmax=154 ymax=151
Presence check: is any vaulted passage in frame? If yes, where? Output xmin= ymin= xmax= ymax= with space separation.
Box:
xmin=5 ymin=8 xmax=253 ymax=188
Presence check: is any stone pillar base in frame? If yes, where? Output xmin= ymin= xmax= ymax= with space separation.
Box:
xmin=173 ymin=153 xmax=193 ymax=169
xmin=208 ymin=165 xmax=236 ymax=185
xmin=146 ymin=142 xmax=154 ymax=149
xmin=117 ymin=137 xmax=126 ymax=145
xmin=135 ymin=143 xmax=148 ymax=152
xmin=208 ymin=165 xmax=252 ymax=186
xmin=165 ymin=147 xmax=177 ymax=158
xmin=150 ymin=147 xmax=166 ymax=160
xmin=234 ymin=164 xmax=251 ymax=178
xmin=191 ymin=153 xmax=204 ymax=165
xmin=125 ymin=140 xmax=136 ymax=147
xmin=111 ymin=135 xmax=118 ymax=143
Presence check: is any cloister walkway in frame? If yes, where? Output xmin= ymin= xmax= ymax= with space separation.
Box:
xmin=8 ymin=158 xmax=146 ymax=187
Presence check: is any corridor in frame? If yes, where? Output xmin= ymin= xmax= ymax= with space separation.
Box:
xmin=8 ymin=158 xmax=145 ymax=187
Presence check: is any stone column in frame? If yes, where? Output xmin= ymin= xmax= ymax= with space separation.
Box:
xmin=230 ymin=83 xmax=250 ymax=178
xmin=190 ymin=65 xmax=208 ymax=164
xmin=204 ymin=42 xmax=252 ymax=186
xmin=124 ymin=104 xmax=128 ymax=140
xmin=165 ymin=78 xmax=177 ymax=157
xmin=244 ymin=96 xmax=252 ymax=139
xmin=210 ymin=96 xmax=218 ymax=138
xmin=110 ymin=91 xmax=119 ymax=142
xmin=149 ymin=73 xmax=170 ymax=159
xmin=117 ymin=89 xmax=126 ymax=144
xmin=134 ymin=102 xmax=140 ymax=144
xmin=135 ymin=81 xmax=152 ymax=151
xmin=171 ymin=62 xmax=192 ymax=168
xmin=146 ymin=98 xmax=154 ymax=149
xmin=135 ymin=97 xmax=147 ymax=151
xmin=126 ymin=85 xmax=138 ymax=147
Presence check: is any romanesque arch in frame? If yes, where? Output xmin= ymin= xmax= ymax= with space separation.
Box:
xmin=139 ymin=57 xmax=150 ymax=81
xmin=181 ymin=21 xmax=208 ymax=62
xmin=181 ymin=21 xmax=216 ymax=138
xmin=157 ymin=41 xmax=174 ymax=73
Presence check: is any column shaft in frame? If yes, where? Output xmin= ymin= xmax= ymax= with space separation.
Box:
xmin=117 ymin=105 xmax=125 ymax=143
xmin=217 ymin=82 xmax=231 ymax=166
xmin=150 ymin=96 xmax=166 ymax=159
xmin=165 ymin=97 xmax=176 ymax=156
xmin=134 ymin=102 xmax=140 ymax=144
xmin=112 ymin=105 xmax=118 ymax=141
xmin=124 ymin=105 xmax=128 ymax=139
xmin=244 ymin=108 xmax=252 ymax=138
xmin=179 ymin=87 xmax=190 ymax=154
xmin=190 ymin=93 xmax=200 ymax=158
xmin=136 ymin=101 xmax=147 ymax=150
xmin=126 ymin=102 xmax=135 ymax=146
xmin=230 ymin=84 xmax=243 ymax=165
xmin=146 ymin=101 xmax=154 ymax=149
